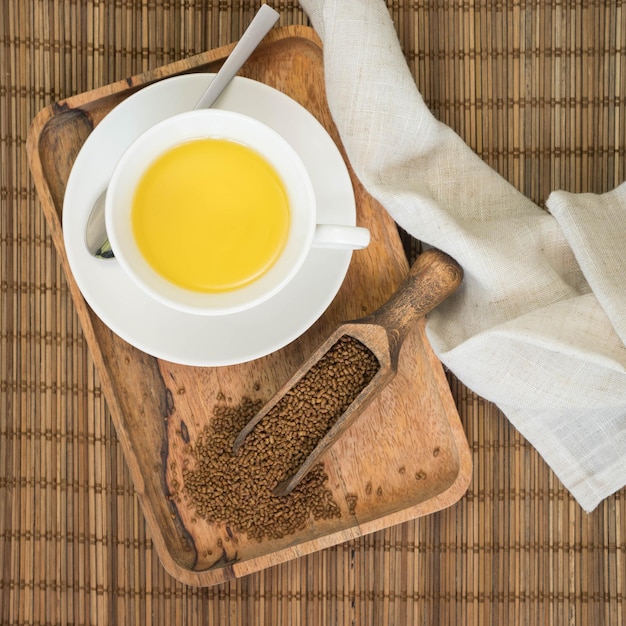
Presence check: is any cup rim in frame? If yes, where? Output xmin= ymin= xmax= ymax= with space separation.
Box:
xmin=105 ymin=109 xmax=317 ymax=316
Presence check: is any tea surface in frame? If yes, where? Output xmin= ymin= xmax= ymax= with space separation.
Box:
xmin=132 ymin=138 xmax=290 ymax=292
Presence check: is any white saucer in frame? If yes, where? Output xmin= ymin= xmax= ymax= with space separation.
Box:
xmin=63 ymin=74 xmax=356 ymax=366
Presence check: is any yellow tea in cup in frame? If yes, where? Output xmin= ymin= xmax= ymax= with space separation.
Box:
xmin=131 ymin=138 xmax=291 ymax=293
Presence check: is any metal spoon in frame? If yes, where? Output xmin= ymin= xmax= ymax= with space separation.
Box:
xmin=85 ymin=4 xmax=280 ymax=259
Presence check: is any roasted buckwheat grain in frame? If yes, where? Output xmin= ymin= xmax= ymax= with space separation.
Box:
xmin=179 ymin=336 xmax=379 ymax=541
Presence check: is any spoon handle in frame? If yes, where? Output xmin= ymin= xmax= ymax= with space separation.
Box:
xmin=194 ymin=5 xmax=280 ymax=110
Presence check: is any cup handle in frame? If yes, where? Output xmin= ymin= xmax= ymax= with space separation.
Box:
xmin=312 ymin=224 xmax=371 ymax=250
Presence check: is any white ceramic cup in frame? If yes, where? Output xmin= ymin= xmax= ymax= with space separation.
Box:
xmin=105 ymin=109 xmax=370 ymax=315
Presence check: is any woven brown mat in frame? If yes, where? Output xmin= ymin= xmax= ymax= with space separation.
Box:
xmin=3 ymin=1 xmax=625 ymax=624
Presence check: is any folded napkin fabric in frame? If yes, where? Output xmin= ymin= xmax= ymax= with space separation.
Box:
xmin=300 ymin=0 xmax=626 ymax=511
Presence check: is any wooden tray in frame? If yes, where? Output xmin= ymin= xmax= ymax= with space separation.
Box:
xmin=27 ymin=26 xmax=471 ymax=587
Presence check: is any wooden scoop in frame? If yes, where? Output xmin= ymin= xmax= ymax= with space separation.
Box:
xmin=233 ymin=248 xmax=463 ymax=496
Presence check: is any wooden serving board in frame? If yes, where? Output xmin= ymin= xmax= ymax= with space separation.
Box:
xmin=27 ymin=26 xmax=471 ymax=587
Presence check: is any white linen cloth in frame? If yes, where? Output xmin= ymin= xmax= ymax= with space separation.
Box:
xmin=299 ymin=0 xmax=626 ymax=511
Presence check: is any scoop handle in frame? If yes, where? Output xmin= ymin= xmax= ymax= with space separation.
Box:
xmin=360 ymin=248 xmax=463 ymax=366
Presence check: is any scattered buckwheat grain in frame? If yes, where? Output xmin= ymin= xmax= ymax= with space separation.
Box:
xmin=180 ymin=336 xmax=379 ymax=541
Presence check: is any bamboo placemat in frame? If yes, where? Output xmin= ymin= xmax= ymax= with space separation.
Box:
xmin=3 ymin=1 xmax=625 ymax=624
